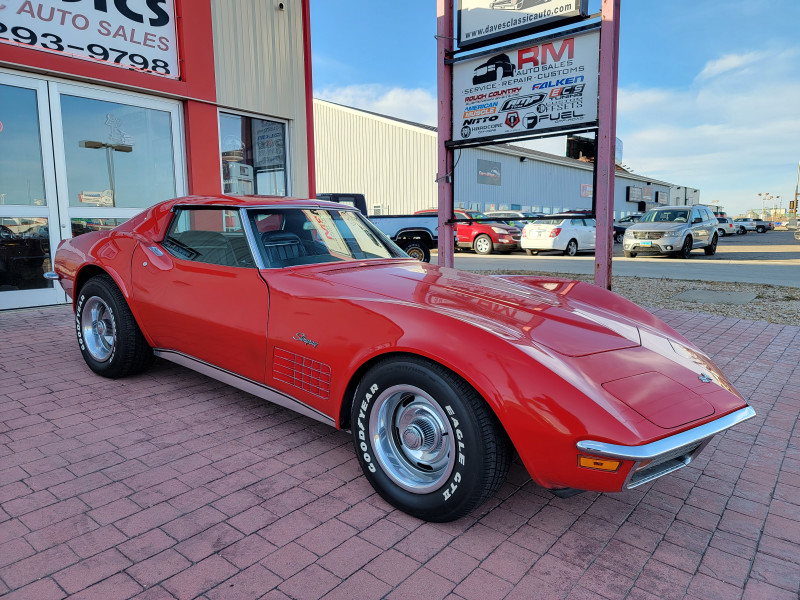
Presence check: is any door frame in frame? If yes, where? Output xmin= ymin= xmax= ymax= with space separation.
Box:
xmin=0 ymin=71 xmax=64 ymax=310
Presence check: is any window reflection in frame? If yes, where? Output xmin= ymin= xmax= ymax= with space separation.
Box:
xmin=219 ymin=113 xmax=287 ymax=196
xmin=0 ymin=84 xmax=47 ymax=207
xmin=0 ymin=217 xmax=52 ymax=291
xmin=60 ymin=95 xmax=176 ymax=208
xmin=71 ymin=218 xmax=127 ymax=237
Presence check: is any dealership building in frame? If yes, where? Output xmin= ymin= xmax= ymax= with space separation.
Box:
xmin=314 ymin=99 xmax=699 ymax=217
xmin=0 ymin=0 xmax=314 ymax=310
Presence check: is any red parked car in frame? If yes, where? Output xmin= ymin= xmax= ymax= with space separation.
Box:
xmin=49 ymin=195 xmax=754 ymax=522
xmin=415 ymin=209 xmax=520 ymax=254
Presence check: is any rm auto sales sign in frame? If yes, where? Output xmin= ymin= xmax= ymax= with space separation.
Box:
xmin=0 ymin=0 xmax=179 ymax=78
xmin=452 ymin=28 xmax=599 ymax=145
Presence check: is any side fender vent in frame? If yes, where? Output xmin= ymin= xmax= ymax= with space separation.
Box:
xmin=273 ymin=348 xmax=331 ymax=399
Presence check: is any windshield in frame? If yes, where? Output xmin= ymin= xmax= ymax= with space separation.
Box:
xmin=640 ymin=209 xmax=691 ymax=223
xmin=527 ymin=218 xmax=565 ymax=226
xmin=248 ymin=207 xmax=399 ymax=268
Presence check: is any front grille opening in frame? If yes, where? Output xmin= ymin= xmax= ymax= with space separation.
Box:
xmin=627 ymin=442 xmax=702 ymax=488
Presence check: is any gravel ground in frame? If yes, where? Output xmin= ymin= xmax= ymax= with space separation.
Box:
xmin=473 ymin=270 xmax=800 ymax=325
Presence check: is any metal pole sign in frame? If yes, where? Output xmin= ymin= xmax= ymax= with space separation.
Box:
xmin=450 ymin=26 xmax=600 ymax=147
xmin=458 ymin=0 xmax=589 ymax=49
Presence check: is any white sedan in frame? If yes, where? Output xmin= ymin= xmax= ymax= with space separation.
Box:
xmin=521 ymin=216 xmax=596 ymax=256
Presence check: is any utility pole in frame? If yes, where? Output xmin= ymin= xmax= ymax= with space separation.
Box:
xmin=436 ymin=0 xmax=455 ymax=268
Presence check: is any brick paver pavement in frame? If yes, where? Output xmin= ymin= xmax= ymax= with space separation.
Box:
xmin=1 ymin=305 xmax=798 ymax=599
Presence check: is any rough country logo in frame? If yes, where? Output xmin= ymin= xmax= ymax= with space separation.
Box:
xmin=499 ymin=93 xmax=546 ymax=112
xmin=505 ymin=112 xmax=520 ymax=128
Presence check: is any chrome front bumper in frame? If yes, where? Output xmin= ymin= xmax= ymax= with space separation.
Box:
xmin=576 ymin=406 xmax=756 ymax=489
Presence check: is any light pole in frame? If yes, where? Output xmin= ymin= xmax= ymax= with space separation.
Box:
xmin=79 ymin=140 xmax=133 ymax=207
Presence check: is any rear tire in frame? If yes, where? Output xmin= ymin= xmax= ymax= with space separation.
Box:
xmin=614 ymin=232 xmax=624 ymax=243
xmin=351 ymin=357 xmax=510 ymax=522
xmin=756 ymin=226 xmax=766 ymax=233
xmin=563 ymin=239 xmax=578 ymax=257
xmin=76 ymin=274 xmax=153 ymax=378
xmin=401 ymin=242 xmax=431 ymax=262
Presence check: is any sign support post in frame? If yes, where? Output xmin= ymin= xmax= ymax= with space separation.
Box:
xmin=593 ymin=0 xmax=621 ymax=290
xmin=437 ymin=0 xmax=455 ymax=268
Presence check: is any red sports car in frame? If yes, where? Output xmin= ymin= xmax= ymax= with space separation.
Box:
xmin=50 ymin=195 xmax=755 ymax=522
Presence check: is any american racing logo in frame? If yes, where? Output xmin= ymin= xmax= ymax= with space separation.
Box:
xmin=463 ymin=101 xmax=498 ymax=118
xmin=499 ymin=93 xmax=545 ymax=112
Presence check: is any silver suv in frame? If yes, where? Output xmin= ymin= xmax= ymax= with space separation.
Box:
xmin=623 ymin=206 xmax=718 ymax=259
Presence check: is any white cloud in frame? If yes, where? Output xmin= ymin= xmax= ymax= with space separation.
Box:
xmin=616 ymin=47 xmax=800 ymax=215
xmin=315 ymin=84 xmax=438 ymax=127
xmin=696 ymin=51 xmax=767 ymax=79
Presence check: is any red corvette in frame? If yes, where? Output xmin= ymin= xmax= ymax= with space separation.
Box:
xmin=50 ymin=195 xmax=755 ymax=522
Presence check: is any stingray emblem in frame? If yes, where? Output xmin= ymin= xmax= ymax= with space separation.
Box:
xmin=293 ymin=333 xmax=319 ymax=348
xmin=698 ymin=373 xmax=712 ymax=383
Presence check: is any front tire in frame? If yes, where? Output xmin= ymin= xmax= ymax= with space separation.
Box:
xmin=76 ymin=275 xmax=152 ymax=378
xmin=524 ymin=249 xmax=539 ymax=256
xmin=351 ymin=357 xmax=510 ymax=522
xmin=473 ymin=234 xmax=493 ymax=255
xmin=563 ymin=239 xmax=578 ymax=256
xmin=678 ymin=236 xmax=693 ymax=259
xmin=704 ymin=234 xmax=718 ymax=256
xmin=624 ymin=250 xmax=637 ymax=258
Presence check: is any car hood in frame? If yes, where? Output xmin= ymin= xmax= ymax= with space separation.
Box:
xmin=303 ymin=261 xmax=642 ymax=357
xmin=627 ymin=222 xmax=686 ymax=233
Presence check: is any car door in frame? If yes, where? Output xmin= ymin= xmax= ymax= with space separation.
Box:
xmin=131 ymin=207 xmax=270 ymax=383
xmin=689 ymin=207 xmax=708 ymax=247
xmin=582 ymin=218 xmax=597 ymax=249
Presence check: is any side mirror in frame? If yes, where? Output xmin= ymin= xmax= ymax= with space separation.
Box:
xmin=693 ymin=217 xmax=703 ymax=224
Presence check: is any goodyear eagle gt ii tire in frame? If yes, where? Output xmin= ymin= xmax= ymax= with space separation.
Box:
xmin=351 ymin=357 xmax=510 ymax=522
xmin=76 ymin=275 xmax=153 ymax=378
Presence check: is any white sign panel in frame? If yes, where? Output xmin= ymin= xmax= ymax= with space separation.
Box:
xmin=0 ymin=0 xmax=179 ymax=79
xmin=458 ymin=0 xmax=588 ymax=49
xmin=452 ymin=28 xmax=599 ymax=146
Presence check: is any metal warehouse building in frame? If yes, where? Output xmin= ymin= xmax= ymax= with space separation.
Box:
xmin=314 ymin=98 xmax=699 ymax=217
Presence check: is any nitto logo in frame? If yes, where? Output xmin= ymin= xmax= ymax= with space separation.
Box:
xmin=463 ymin=116 xmax=499 ymax=125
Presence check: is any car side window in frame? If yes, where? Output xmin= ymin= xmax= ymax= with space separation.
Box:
xmin=162 ymin=208 xmax=254 ymax=268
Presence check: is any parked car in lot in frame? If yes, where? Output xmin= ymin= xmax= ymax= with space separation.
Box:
xmin=415 ymin=209 xmax=520 ymax=255
xmin=623 ymin=205 xmax=719 ymax=259
xmin=615 ymin=214 xmax=643 ymax=228
xmin=733 ymin=218 xmax=758 ymax=234
xmin=48 ymin=194 xmax=754 ymax=522
xmin=751 ymin=218 xmax=771 ymax=233
xmin=484 ymin=210 xmax=544 ymax=229
xmin=715 ymin=217 xmax=737 ymax=237
xmin=521 ymin=214 xmax=596 ymax=256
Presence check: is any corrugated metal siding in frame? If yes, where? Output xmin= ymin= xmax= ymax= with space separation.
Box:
xmin=315 ymin=100 xmax=686 ymax=217
xmin=211 ymin=0 xmax=308 ymax=196
xmin=314 ymin=101 xmax=437 ymax=214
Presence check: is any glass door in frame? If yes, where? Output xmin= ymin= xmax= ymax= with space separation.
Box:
xmin=49 ymin=82 xmax=186 ymax=235
xmin=0 ymin=73 xmax=63 ymax=310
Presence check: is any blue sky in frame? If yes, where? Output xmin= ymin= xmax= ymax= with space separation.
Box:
xmin=310 ymin=1 xmax=800 ymax=216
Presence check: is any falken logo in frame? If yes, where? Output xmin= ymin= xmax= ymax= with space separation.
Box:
xmin=293 ymin=333 xmax=319 ymax=348
xmin=500 ymin=93 xmax=545 ymax=112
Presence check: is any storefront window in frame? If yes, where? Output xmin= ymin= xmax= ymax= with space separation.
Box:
xmin=71 ymin=218 xmax=127 ymax=237
xmin=219 ymin=113 xmax=287 ymax=196
xmin=0 ymin=217 xmax=52 ymax=291
xmin=0 ymin=85 xmax=46 ymax=207
xmin=60 ymin=95 xmax=176 ymax=209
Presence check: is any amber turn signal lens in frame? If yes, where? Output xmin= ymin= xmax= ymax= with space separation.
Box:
xmin=578 ymin=456 xmax=622 ymax=472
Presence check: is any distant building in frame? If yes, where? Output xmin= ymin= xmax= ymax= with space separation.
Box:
xmin=314 ymin=99 xmax=698 ymax=217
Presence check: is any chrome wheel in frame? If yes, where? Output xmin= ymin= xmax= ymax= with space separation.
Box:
xmin=81 ymin=296 xmax=115 ymax=362
xmin=369 ymin=384 xmax=455 ymax=493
